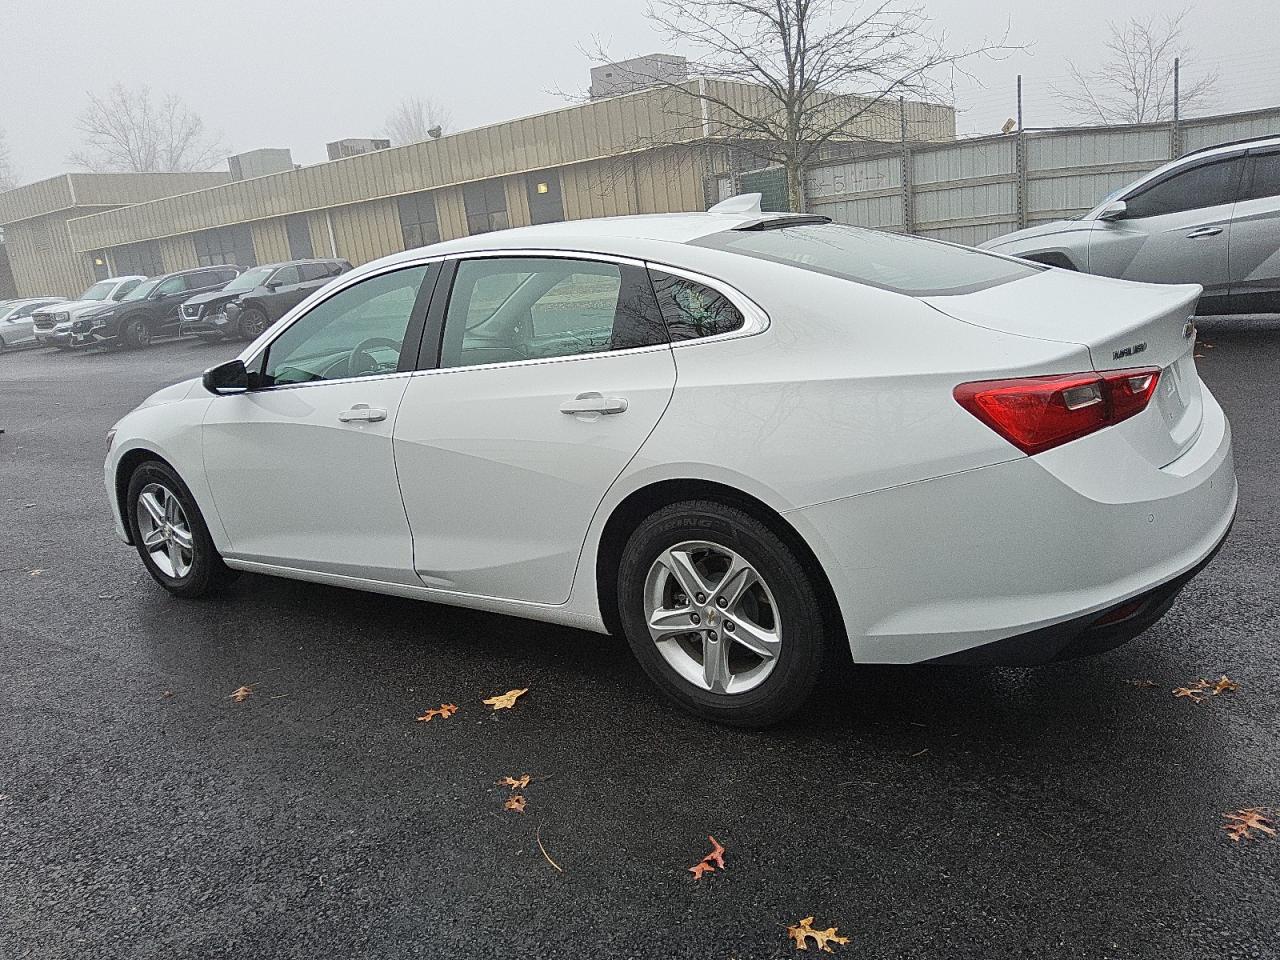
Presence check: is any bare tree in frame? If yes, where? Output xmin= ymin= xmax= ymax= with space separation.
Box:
xmin=0 ymin=128 xmax=16 ymax=191
xmin=1052 ymin=9 xmax=1217 ymax=124
xmin=384 ymin=97 xmax=452 ymax=145
xmin=598 ymin=0 xmax=1013 ymax=211
xmin=69 ymin=84 xmax=226 ymax=173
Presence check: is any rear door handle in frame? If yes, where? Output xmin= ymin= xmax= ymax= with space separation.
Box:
xmin=338 ymin=403 xmax=387 ymax=423
xmin=560 ymin=392 xmax=629 ymax=416
xmin=1186 ymin=226 xmax=1223 ymax=239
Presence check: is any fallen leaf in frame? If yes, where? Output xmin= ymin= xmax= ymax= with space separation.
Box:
xmin=1123 ymin=678 xmax=1157 ymax=688
xmin=688 ymin=861 xmax=715 ymax=880
xmin=229 ymin=685 xmax=253 ymax=703
xmin=1223 ymin=808 xmax=1276 ymax=842
xmin=498 ymin=774 xmax=531 ymax=790
xmin=160 ymin=691 xmax=174 ymax=700
xmin=787 ymin=916 xmax=851 ymax=953
xmin=704 ymin=836 xmax=726 ymax=870
xmin=504 ymin=795 xmax=527 ymax=814
xmin=416 ymin=703 xmax=459 ymax=722
xmin=29 ymin=569 xmax=43 ymax=577
xmin=1173 ymin=679 xmax=1211 ymax=703
xmin=1210 ymin=675 xmax=1239 ymax=695
xmin=483 ymin=688 xmax=529 ymax=711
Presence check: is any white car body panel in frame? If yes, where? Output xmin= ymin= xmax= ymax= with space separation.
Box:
xmin=104 ymin=210 xmax=1237 ymax=665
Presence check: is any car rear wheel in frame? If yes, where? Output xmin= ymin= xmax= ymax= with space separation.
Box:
xmin=237 ymin=307 xmax=269 ymax=340
xmin=122 ymin=318 xmax=153 ymax=349
xmin=126 ymin=461 xmax=237 ymax=598
xmin=617 ymin=500 xmax=828 ymax=727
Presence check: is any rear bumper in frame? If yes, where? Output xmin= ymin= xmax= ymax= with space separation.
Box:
xmin=791 ymin=384 xmax=1237 ymax=664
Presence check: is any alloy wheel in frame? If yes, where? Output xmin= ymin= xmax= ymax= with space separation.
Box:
xmin=643 ymin=540 xmax=782 ymax=695
xmin=136 ymin=482 xmax=195 ymax=579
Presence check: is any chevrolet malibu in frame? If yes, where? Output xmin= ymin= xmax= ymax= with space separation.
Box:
xmin=104 ymin=196 xmax=1236 ymax=726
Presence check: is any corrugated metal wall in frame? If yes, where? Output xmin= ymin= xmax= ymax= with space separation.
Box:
xmin=4 ymin=210 xmax=114 ymax=297
xmin=767 ymin=106 xmax=1280 ymax=247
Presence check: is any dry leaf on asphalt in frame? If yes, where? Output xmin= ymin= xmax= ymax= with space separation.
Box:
xmin=1211 ymin=675 xmax=1239 ymax=695
xmin=688 ymin=835 xmax=726 ymax=878
xmin=1123 ymin=679 xmax=1157 ymax=688
xmin=787 ymin=916 xmax=850 ymax=952
xmin=504 ymin=795 xmax=527 ymax=814
xmin=1173 ymin=675 xmax=1239 ymax=704
xmin=416 ymin=703 xmax=459 ymax=722
xmin=483 ymin=688 xmax=528 ymax=711
xmin=229 ymin=685 xmax=253 ymax=703
xmin=1223 ymin=808 xmax=1276 ymax=842
xmin=29 ymin=569 xmax=43 ymax=577
xmin=498 ymin=774 xmax=530 ymax=790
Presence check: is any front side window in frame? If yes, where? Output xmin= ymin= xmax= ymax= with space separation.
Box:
xmin=222 ymin=266 xmax=274 ymax=293
xmin=259 ymin=266 xmax=428 ymax=386
xmin=271 ymin=265 xmax=301 ymax=286
xmin=112 ymin=279 xmax=142 ymax=300
xmin=122 ymin=279 xmax=159 ymax=302
xmin=79 ymin=280 xmax=115 ymax=301
xmin=649 ymin=272 xmax=745 ymax=341
xmin=439 ymin=257 xmax=667 ymax=369
xmin=155 ymin=275 xmax=190 ymax=296
xmin=1123 ymin=156 xmax=1244 ymax=219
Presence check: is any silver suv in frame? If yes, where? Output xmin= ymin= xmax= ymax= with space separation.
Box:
xmin=981 ymin=135 xmax=1280 ymax=315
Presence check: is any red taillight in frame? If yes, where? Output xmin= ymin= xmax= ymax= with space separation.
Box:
xmin=954 ymin=367 xmax=1161 ymax=455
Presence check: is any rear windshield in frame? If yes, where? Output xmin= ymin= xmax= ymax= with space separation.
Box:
xmin=694 ymin=223 xmax=1041 ymax=296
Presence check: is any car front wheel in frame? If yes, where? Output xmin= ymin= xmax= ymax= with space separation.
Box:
xmin=126 ymin=460 xmax=237 ymax=598
xmin=237 ymin=307 xmax=269 ymax=340
xmin=617 ymin=500 xmax=829 ymax=727
xmin=122 ymin=318 xmax=153 ymax=349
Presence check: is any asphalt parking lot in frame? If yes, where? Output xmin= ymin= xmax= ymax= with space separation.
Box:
xmin=1 ymin=325 xmax=1277 ymax=960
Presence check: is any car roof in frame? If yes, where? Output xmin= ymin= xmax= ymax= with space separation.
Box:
xmin=256 ymin=258 xmax=344 ymax=270
xmin=372 ymin=198 xmax=814 ymax=269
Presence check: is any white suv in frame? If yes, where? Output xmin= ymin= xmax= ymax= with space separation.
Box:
xmin=982 ymin=136 xmax=1280 ymax=315
xmin=33 ymin=275 xmax=147 ymax=348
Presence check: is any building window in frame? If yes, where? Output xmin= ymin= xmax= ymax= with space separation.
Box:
xmin=525 ymin=171 xmax=565 ymax=225
xmin=285 ymin=214 xmax=313 ymax=260
xmin=113 ymin=241 xmax=165 ymax=277
xmin=396 ymin=192 xmax=441 ymax=249
xmin=193 ymin=224 xmax=256 ymax=268
xmin=462 ymin=179 xmax=509 ymax=235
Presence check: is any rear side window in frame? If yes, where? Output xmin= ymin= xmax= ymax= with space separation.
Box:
xmin=300 ymin=263 xmax=330 ymax=282
xmin=649 ymin=272 xmax=744 ymax=340
xmin=1241 ymin=150 xmax=1280 ymax=202
xmin=694 ymin=223 xmax=1039 ymax=296
xmin=1123 ymin=156 xmax=1244 ymax=218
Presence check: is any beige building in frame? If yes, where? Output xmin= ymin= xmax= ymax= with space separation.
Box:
xmin=0 ymin=83 xmax=954 ymax=299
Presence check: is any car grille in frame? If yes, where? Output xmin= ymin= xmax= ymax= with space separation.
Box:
xmin=181 ymin=303 xmax=202 ymax=320
xmin=33 ymin=314 xmax=56 ymax=330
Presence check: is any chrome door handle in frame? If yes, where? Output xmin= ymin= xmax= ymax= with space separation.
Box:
xmin=1186 ymin=226 xmax=1223 ymax=238
xmin=338 ymin=403 xmax=387 ymax=423
xmin=560 ymin=392 xmax=629 ymax=416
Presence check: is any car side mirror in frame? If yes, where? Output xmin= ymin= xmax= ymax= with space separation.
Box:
xmin=1098 ymin=199 xmax=1128 ymax=221
xmin=202 ymin=359 xmax=249 ymax=395
xmin=265 ymin=280 xmax=281 ymax=291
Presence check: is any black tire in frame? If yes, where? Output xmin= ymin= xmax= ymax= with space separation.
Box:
xmin=237 ymin=306 xmax=269 ymax=341
xmin=122 ymin=317 xmax=154 ymax=349
xmin=125 ymin=460 xmax=238 ymax=598
xmin=617 ymin=500 xmax=829 ymax=728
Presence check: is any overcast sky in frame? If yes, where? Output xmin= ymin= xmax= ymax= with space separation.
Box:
xmin=2 ymin=0 xmax=1277 ymax=185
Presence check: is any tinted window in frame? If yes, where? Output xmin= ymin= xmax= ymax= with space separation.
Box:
xmin=271 ymin=266 xmax=301 ymax=286
xmin=1124 ymin=156 xmax=1244 ymax=218
xmin=1241 ymin=150 xmax=1280 ymax=202
xmin=112 ymin=279 xmax=142 ymax=300
xmin=439 ymin=257 xmax=666 ymax=369
xmin=260 ymin=266 xmax=428 ymax=386
xmin=694 ymin=223 xmax=1040 ymax=296
xmin=190 ymin=270 xmax=228 ymax=289
xmin=299 ymin=262 xmax=331 ymax=282
xmin=650 ymin=272 xmax=744 ymax=340
xmin=155 ymin=275 xmax=190 ymax=296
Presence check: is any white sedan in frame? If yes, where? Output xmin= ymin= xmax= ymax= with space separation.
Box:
xmin=104 ymin=195 xmax=1236 ymax=726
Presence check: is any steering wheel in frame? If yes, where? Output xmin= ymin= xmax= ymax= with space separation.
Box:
xmin=348 ymin=337 xmax=401 ymax=377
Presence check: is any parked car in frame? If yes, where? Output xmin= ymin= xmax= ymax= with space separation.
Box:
xmin=104 ymin=195 xmax=1235 ymax=727
xmin=0 ymin=297 xmax=67 ymax=352
xmin=32 ymin=276 xmax=147 ymax=348
xmin=180 ymin=258 xmax=351 ymax=341
xmin=72 ymin=266 xmax=241 ymax=349
xmin=981 ymin=135 xmax=1280 ymax=315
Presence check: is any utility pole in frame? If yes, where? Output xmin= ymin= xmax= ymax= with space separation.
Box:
xmin=1015 ymin=75 xmax=1027 ymax=229
xmin=1172 ymin=57 xmax=1183 ymax=157
xmin=899 ymin=96 xmax=914 ymax=235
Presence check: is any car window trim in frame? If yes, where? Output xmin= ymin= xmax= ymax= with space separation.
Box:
xmin=1241 ymin=144 xmax=1280 ymax=203
xmin=414 ymin=248 xmax=768 ymax=372
xmin=240 ymin=258 xmax=442 ymax=394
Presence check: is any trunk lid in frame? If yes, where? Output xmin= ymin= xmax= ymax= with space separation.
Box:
xmin=924 ymin=269 xmax=1203 ymax=466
